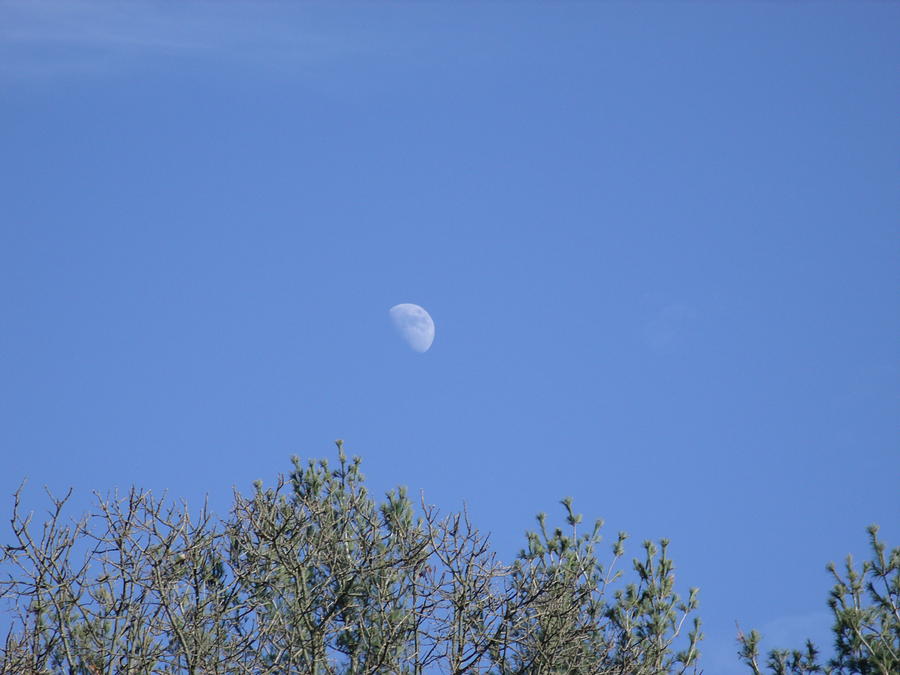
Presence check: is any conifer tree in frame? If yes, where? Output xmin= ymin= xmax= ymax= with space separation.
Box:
xmin=738 ymin=525 xmax=899 ymax=675
xmin=1 ymin=441 xmax=701 ymax=674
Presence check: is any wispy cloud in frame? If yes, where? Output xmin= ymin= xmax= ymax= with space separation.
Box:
xmin=759 ymin=609 xmax=833 ymax=649
xmin=0 ymin=0 xmax=364 ymax=81
xmin=698 ymin=609 xmax=833 ymax=675
xmin=643 ymin=301 xmax=698 ymax=353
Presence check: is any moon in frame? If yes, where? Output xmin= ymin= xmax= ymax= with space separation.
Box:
xmin=389 ymin=303 xmax=435 ymax=353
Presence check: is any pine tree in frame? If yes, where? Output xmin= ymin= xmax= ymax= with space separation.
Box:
xmin=1 ymin=441 xmax=701 ymax=674
xmin=738 ymin=525 xmax=899 ymax=675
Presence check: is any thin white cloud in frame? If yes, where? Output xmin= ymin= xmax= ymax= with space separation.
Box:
xmin=0 ymin=0 xmax=365 ymax=81
xmin=644 ymin=301 xmax=698 ymax=353
xmin=759 ymin=609 xmax=832 ymax=649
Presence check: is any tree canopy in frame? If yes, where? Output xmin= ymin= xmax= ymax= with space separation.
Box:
xmin=738 ymin=524 xmax=898 ymax=675
xmin=1 ymin=442 xmax=699 ymax=674
xmin=1 ymin=441 xmax=895 ymax=674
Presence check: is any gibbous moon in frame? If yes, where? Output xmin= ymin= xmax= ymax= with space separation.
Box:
xmin=389 ymin=303 xmax=435 ymax=353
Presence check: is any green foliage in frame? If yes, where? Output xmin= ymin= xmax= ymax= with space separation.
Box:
xmin=0 ymin=442 xmax=702 ymax=673
xmin=738 ymin=525 xmax=899 ymax=675
xmin=497 ymin=503 xmax=701 ymax=674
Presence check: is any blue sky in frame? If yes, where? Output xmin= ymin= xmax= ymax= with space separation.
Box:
xmin=1 ymin=2 xmax=898 ymax=672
